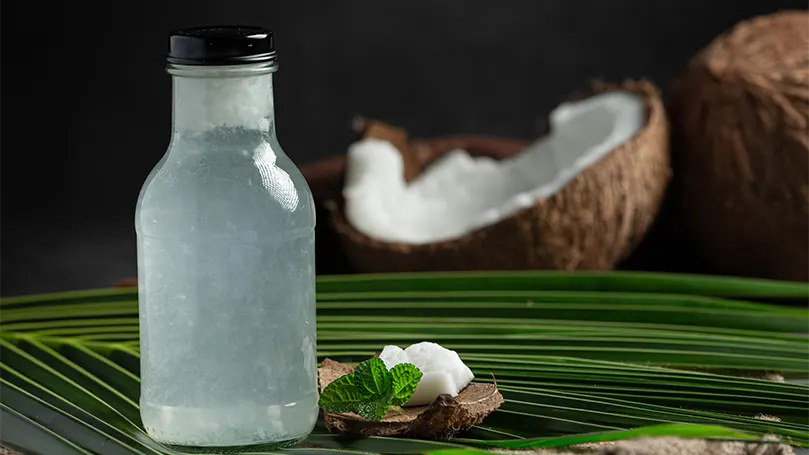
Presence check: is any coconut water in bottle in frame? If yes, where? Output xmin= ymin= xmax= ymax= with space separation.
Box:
xmin=135 ymin=26 xmax=318 ymax=450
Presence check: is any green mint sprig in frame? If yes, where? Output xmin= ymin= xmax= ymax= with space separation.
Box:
xmin=319 ymin=358 xmax=423 ymax=421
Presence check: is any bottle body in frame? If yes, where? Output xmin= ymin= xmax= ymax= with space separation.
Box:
xmin=136 ymin=66 xmax=318 ymax=447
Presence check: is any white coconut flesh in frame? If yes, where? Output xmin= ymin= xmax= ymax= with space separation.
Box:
xmin=379 ymin=342 xmax=475 ymax=407
xmin=343 ymin=91 xmax=645 ymax=244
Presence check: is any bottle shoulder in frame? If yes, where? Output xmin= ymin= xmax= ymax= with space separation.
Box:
xmin=136 ymin=138 xmax=315 ymax=235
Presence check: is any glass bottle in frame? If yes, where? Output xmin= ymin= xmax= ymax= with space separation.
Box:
xmin=135 ymin=26 xmax=318 ymax=450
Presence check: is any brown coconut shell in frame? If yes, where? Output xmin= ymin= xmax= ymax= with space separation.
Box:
xmin=318 ymin=359 xmax=504 ymax=439
xmin=669 ymin=10 xmax=809 ymax=282
xmin=326 ymin=80 xmax=671 ymax=273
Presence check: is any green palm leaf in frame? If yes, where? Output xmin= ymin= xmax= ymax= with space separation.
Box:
xmin=1 ymin=271 xmax=808 ymax=455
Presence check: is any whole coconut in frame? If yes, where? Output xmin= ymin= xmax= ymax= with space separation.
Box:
xmin=669 ymin=10 xmax=809 ymax=282
xmin=329 ymin=80 xmax=671 ymax=273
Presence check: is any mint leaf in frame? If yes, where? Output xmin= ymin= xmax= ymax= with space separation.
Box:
xmin=389 ymin=363 xmax=423 ymax=406
xmin=353 ymin=397 xmax=392 ymax=422
xmin=318 ymin=358 xmax=424 ymax=422
xmin=318 ymin=374 xmax=367 ymax=415
xmin=319 ymin=370 xmax=393 ymax=422
xmin=354 ymin=357 xmax=393 ymax=397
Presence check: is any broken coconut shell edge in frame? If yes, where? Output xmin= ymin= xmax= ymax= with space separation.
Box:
xmin=327 ymin=79 xmax=672 ymax=273
xmin=318 ymin=359 xmax=504 ymax=439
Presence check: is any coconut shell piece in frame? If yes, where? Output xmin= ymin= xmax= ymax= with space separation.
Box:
xmin=327 ymin=80 xmax=671 ymax=273
xmin=669 ymin=11 xmax=809 ymax=282
xmin=318 ymin=359 xmax=504 ymax=439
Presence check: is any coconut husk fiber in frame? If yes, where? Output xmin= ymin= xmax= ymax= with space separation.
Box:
xmin=318 ymin=359 xmax=504 ymax=439
xmin=490 ymin=413 xmax=793 ymax=454
xmin=323 ymin=80 xmax=671 ymax=274
xmin=668 ymin=10 xmax=809 ymax=282
xmin=489 ymin=434 xmax=794 ymax=455
xmin=487 ymin=372 xmax=794 ymax=455
xmin=501 ymin=373 xmax=793 ymax=454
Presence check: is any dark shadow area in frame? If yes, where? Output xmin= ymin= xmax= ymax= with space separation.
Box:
xmin=2 ymin=0 xmax=806 ymax=296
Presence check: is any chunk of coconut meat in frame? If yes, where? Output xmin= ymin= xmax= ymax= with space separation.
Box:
xmin=343 ymin=91 xmax=645 ymax=244
xmin=379 ymin=342 xmax=475 ymax=407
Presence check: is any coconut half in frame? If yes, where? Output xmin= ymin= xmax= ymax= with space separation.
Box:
xmin=318 ymin=359 xmax=503 ymax=439
xmin=301 ymin=127 xmax=526 ymax=274
xmin=345 ymin=91 xmax=648 ymax=244
xmin=669 ymin=11 xmax=809 ymax=282
xmin=329 ymin=80 xmax=671 ymax=272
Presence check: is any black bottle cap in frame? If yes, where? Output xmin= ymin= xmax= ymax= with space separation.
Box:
xmin=167 ymin=26 xmax=276 ymax=66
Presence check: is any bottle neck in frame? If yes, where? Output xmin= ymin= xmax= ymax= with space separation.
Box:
xmin=170 ymin=63 xmax=277 ymax=137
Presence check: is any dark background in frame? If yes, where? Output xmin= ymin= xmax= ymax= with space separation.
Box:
xmin=2 ymin=0 xmax=805 ymax=296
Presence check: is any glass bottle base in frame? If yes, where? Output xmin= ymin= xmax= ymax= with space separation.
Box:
xmin=140 ymin=399 xmax=319 ymax=450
